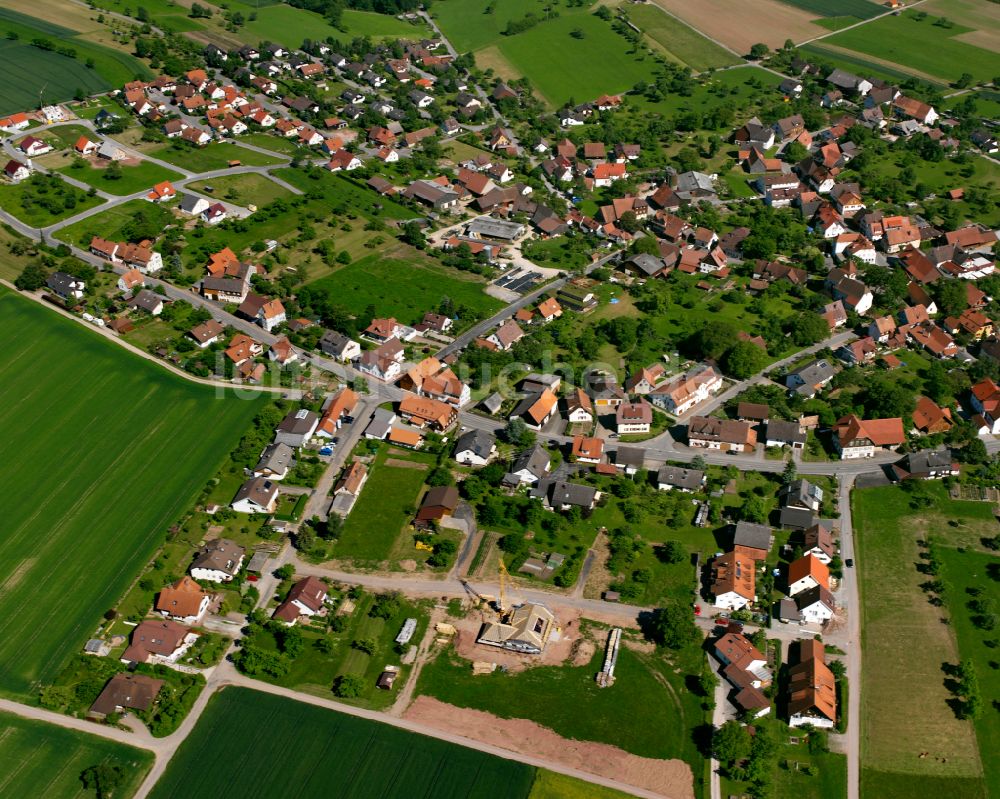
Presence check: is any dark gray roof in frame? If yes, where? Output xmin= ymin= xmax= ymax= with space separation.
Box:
xmin=615 ymin=446 xmax=646 ymax=468
xmin=455 ymin=429 xmax=495 ymax=460
xmin=778 ymin=597 xmax=800 ymax=622
xmin=794 ymin=584 xmax=836 ymax=611
xmin=256 ymin=442 xmax=293 ymax=474
xmin=778 ymin=507 xmax=816 ymax=530
xmin=511 ymin=445 xmax=550 ymax=479
xmin=765 ymin=419 xmax=807 ymax=445
xmin=541 ymin=480 xmax=597 ymax=507
xmin=191 ymin=538 xmax=245 ymax=575
xmin=480 ymin=392 xmax=504 ymax=414
xmin=780 ymin=478 xmax=823 ymax=509
xmin=657 ymin=465 xmax=704 ymax=489
xmin=128 ymin=289 xmax=163 ymax=313
xmin=733 ymin=521 xmax=772 ymax=552
xmin=277 ymin=408 xmax=318 ymax=434
xmin=903 ymin=449 xmax=953 ymax=473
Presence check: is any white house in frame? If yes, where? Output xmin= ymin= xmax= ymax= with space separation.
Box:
xmin=795 ymin=586 xmax=835 ymax=624
xmin=453 ymin=429 xmax=496 ymax=467
xmin=190 ymin=538 xmax=245 ymax=583
xmin=272 ymin=576 xmax=329 ymax=625
xmin=258 ymin=299 xmax=286 ymax=332
xmin=155 ymin=576 xmax=211 ymax=624
xmin=231 ymin=476 xmax=279 ymax=514
xmin=787 ymin=554 xmax=828 ymax=597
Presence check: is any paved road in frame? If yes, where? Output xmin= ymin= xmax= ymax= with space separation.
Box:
xmin=437 ymin=248 xmax=623 ymax=358
xmin=837 ymin=474 xmax=861 ymax=799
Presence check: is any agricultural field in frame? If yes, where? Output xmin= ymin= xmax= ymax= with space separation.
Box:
xmin=0 ymin=710 xmax=153 ymax=798
xmin=432 ymin=0 xmax=548 ymax=53
xmin=820 ymin=10 xmax=1000 ymax=84
xmin=528 ymin=771 xmax=639 ymax=799
xmin=647 ymin=0 xmax=826 ymax=53
xmin=148 ymin=686 xmax=538 ymax=799
xmin=776 ymin=0 xmax=882 ymax=22
xmin=0 ymin=287 xmax=262 ymax=697
xmin=0 ymin=174 xmax=103 ymax=228
xmin=853 ymin=484 xmax=991 ymax=798
xmin=89 ymin=0 xmax=205 ymax=33
xmin=334 ymin=447 xmax=435 ymax=562
xmin=307 ymin=251 xmax=502 ymax=327
xmin=56 ymin=159 xmax=184 ymax=197
xmin=187 ymin=173 xmax=293 ymax=208
xmin=800 ymin=42 xmax=947 ymax=87
xmin=0 ymin=8 xmax=151 ymax=114
xmin=623 ymin=4 xmax=741 ymax=71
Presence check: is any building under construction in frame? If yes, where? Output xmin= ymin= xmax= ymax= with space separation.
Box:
xmin=476 ymin=602 xmax=555 ymax=655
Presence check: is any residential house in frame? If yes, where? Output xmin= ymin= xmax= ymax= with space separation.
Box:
xmin=318 ymin=330 xmax=361 ymax=362
xmin=190 ymin=539 xmax=245 ymax=583
xmin=510 ymin=389 xmax=559 ymax=430
xmin=804 ymin=522 xmax=837 ymax=564
xmin=508 ymin=445 xmax=551 ymax=485
xmin=155 ymin=576 xmax=211 ymax=623
xmin=454 ymin=430 xmax=497 ymax=466
xmin=688 ymin=417 xmax=757 ymax=453
xmin=127 ymin=290 xmax=164 ymax=316
xmin=625 ymin=363 xmax=666 ymax=395
xmin=3 ymin=159 xmax=30 ymax=183
xmin=765 ymin=419 xmax=807 ymax=449
xmin=795 ymin=585 xmax=836 ymax=624
xmin=398 ymin=395 xmax=457 ymax=431
xmin=121 ymin=619 xmax=196 ymax=665
xmin=788 ymin=553 xmax=830 ymax=596
xmin=787 ymin=639 xmax=837 ymax=728
xmin=357 ymin=339 xmax=404 ymax=382
xmin=231 ymin=476 xmax=279 ymax=514
xmin=711 ymin=551 xmax=756 ymax=610
xmin=46 ymin=272 xmax=85 ymax=301
xmin=893 ymin=449 xmax=959 ymax=481
xmin=535 ymin=480 xmax=600 ymax=512
xmin=616 ymin=401 xmax=653 ymax=434
xmin=649 ymin=364 xmax=723 ymax=415
xmin=656 ymin=465 xmax=705 ymax=492
xmin=89 ymin=673 xmax=164 ymax=719
xmin=488 ymin=319 xmax=525 ymax=351
xmin=785 ymin=359 xmax=838 ymax=398
xmin=912 ymin=396 xmax=952 ymax=434
xmin=564 ymin=388 xmax=594 ymax=424
xmin=416 ymin=485 xmax=460 ymax=523
xmin=272 ymin=576 xmax=329 ymax=625
xmin=253 ymin=442 xmax=294 ymax=480
xmin=570 ymin=435 xmax=604 ymax=465
xmin=833 ymin=414 xmax=905 ymax=458
xmin=274 ymin=408 xmax=319 ymax=447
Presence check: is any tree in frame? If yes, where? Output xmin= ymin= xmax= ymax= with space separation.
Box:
xmin=646 ymin=603 xmax=699 ymax=649
xmin=788 ymin=311 xmax=829 ymax=346
xmin=14 ymin=262 xmax=48 ymax=291
xmin=369 ymin=591 xmax=402 ymax=619
xmin=740 ymin=494 xmax=768 ymax=523
xmin=657 ymin=540 xmax=686 ymax=564
xmin=352 ymin=637 xmax=376 ymax=655
xmin=694 ymin=320 xmax=738 ymax=361
xmin=80 ymin=764 xmax=123 ymax=798
xmin=862 ymin=376 xmax=915 ymax=419
xmin=722 ymin=340 xmax=766 ymax=379
xmin=713 ymin=720 xmax=751 ymax=764
xmin=332 ymin=674 xmax=365 ymax=697
xmin=749 ymin=43 xmax=769 ymax=59
xmin=782 ymin=457 xmax=797 ymax=486
xmin=274 ymin=564 xmax=294 ymax=581
xmin=502 ymin=417 xmax=535 ymax=448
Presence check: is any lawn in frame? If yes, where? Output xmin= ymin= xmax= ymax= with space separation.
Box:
xmin=54 ymin=199 xmax=176 ymax=248
xmin=0 ymin=174 xmax=103 ymax=228
xmin=821 ymin=11 xmax=1000 ymax=84
xmin=334 ymin=447 xmax=433 ymax=562
xmin=57 ymin=159 xmax=184 ymax=197
xmin=852 ymin=484 xmax=989 ymax=797
xmin=940 ymin=547 xmax=1000 ymax=799
xmin=0 ymin=287 xmax=263 ymax=697
xmin=625 ymin=4 xmax=741 ymax=71
xmin=307 ymin=251 xmax=502 ymax=327
xmin=417 ymin=641 xmax=707 ymax=789
xmin=272 ymin=167 xmax=416 ymax=221
xmin=0 ymin=710 xmax=153 ymax=798
xmin=239 ymin=132 xmax=305 ymax=156
xmin=148 ymin=686 xmax=537 ymax=799
xmin=187 ymin=173 xmax=292 ymax=207
xmin=146 ymin=142 xmax=285 ymax=171
xmin=0 ymin=8 xmax=151 ymax=114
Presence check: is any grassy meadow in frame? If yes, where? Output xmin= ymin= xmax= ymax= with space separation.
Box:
xmin=148 ymin=687 xmax=537 ymax=799
xmin=853 ymin=483 xmax=992 ymax=798
xmin=57 ymin=159 xmax=184 ymax=197
xmin=625 ymin=4 xmax=740 ymax=71
xmin=0 ymin=287 xmax=262 ymax=697
xmin=0 ymin=710 xmax=153 ymax=798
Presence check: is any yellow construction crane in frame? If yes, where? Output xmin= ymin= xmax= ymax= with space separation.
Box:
xmin=498 ymin=559 xmax=511 ymax=615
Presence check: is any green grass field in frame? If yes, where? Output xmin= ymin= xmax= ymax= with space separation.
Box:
xmin=58 ymin=160 xmax=184 ymax=197
xmin=821 ymin=11 xmax=1000 ymax=83
xmin=801 ymin=42 xmax=946 ymax=87
xmin=54 ymin=199 xmax=176 ymax=248
xmin=146 ymin=142 xmax=285 ymax=172
xmin=853 ymin=484 xmax=989 ymax=798
xmin=432 ymin=0 xmax=544 ymax=53
xmin=625 ymin=4 xmax=741 ymax=70
xmin=0 ymin=710 xmax=153 ymax=798
xmin=0 ymin=287 xmax=262 ymax=697
xmin=308 ymin=251 xmax=502 ymax=327
xmin=239 ymin=5 xmax=425 ymax=49
xmin=187 ymin=173 xmax=292 ymax=207
xmin=0 ymin=175 xmax=103 ymax=228
xmin=89 ymin=0 xmax=205 ymax=33
xmin=528 ymin=771 xmax=639 ymax=799
xmin=149 ymin=686 xmax=537 ymax=799
xmin=0 ymin=8 xmax=151 ymax=114
xmin=417 ymin=643 xmax=705 ymax=769
xmin=940 ymin=547 xmax=1000 ymax=798
xmin=334 ymin=447 xmax=432 ymax=561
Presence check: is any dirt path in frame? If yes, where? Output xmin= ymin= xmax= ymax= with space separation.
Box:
xmin=404 ymin=696 xmax=694 ymax=799
xmin=388 ymin=607 xmax=444 ymax=717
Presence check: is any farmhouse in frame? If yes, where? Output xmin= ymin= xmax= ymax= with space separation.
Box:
xmin=190 ymin=538 xmax=245 ymax=582
xmin=833 ymin=414 xmax=905 ymax=458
